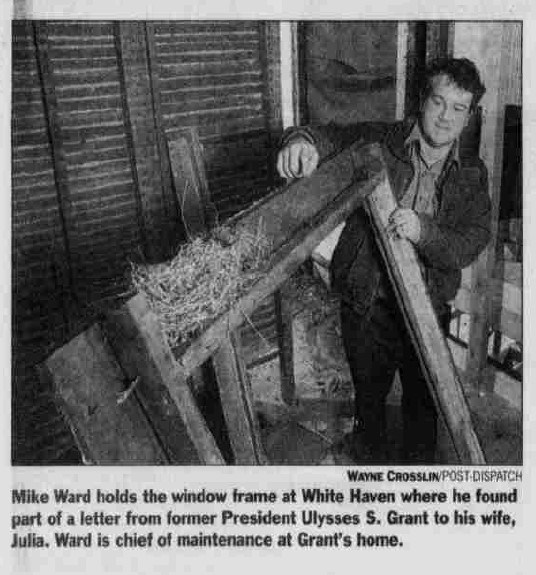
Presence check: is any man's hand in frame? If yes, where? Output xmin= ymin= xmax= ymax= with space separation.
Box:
xmin=276 ymin=137 xmax=319 ymax=180
xmin=387 ymin=208 xmax=421 ymax=244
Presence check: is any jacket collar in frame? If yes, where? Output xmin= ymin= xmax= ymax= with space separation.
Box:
xmin=385 ymin=117 xmax=461 ymax=169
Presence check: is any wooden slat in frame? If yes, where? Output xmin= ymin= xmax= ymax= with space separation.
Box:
xmin=159 ymin=59 xmax=259 ymax=76
xmin=41 ymin=324 xmax=168 ymax=464
xmin=158 ymin=50 xmax=258 ymax=65
xmin=159 ymin=82 xmax=263 ymax=101
xmin=211 ymin=331 xmax=268 ymax=464
xmin=104 ymin=297 xmax=225 ymax=465
xmin=45 ymin=21 xmax=114 ymax=37
xmin=159 ymin=72 xmax=263 ymax=92
xmin=153 ymin=22 xmax=258 ymax=35
xmin=365 ymin=177 xmax=485 ymax=465
xmin=56 ymin=81 xmax=122 ymax=99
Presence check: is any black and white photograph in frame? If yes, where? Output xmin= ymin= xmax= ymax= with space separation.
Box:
xmin=11 ymin=19 xmax=522 ymax=468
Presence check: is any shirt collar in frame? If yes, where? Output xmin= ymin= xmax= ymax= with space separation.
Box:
xmin=404 ymin=122 xmax=460 ymax=168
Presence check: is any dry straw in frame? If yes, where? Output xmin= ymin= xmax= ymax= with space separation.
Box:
xmin=131 ymin=223 xmax=271 ymax=348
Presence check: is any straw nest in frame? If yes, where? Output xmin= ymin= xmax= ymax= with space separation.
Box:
xmin=131 ymin=224 xmax=271 ymax=348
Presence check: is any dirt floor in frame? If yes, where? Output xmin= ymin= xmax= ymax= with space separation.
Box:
xmin=242 ymin=266 xmax=522 ymax=466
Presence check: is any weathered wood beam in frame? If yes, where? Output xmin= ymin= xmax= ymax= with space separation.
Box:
xmin=225 ymin=141 xmax=379 ymax=253
xmin=104 ymin=297 xmax=225 ymax=465
xmin=212 ymin=331 xmax=268 ymax=464
xmin=41 ymin=324 xmax=168 ymax=465
xmin=365 ymin=177 xmax=486 ymax=465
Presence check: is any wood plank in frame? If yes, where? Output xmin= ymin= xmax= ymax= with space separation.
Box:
xmin=365 ymin=177 xmax=485 ymax=465
xmin=226 ymin=142 xmax=381 ymax=253
xmin=104 ymin=296 xmax=225 ymax=465
xmin=176 ymin=142 xmax=385 ymax=375
xmin=258 ymin=21 xmax=283 ymax=144
xmin=461 ymin=25 xmax=509 ymax=394
xmin=41 ymin=324 xmax=168 ymax=464
xmin=212 ymin=331 xmax=268 ymax=464
xmin=144 ymin=22 xmax=181 ymax=249
xmin=115 ymin=21 xmax=175 ymax=261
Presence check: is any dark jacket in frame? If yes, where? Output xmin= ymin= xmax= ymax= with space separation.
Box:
xmin=288 ymin=119 xmax=491 ymax=314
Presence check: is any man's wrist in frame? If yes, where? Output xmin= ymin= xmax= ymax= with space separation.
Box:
xmin=280 ymin=127 xmax=316 ymax=149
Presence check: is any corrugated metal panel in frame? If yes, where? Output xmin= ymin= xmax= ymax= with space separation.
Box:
xmin=151 ymin=21 xmax=274 ymax=219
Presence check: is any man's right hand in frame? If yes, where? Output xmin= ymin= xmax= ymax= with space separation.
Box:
xmin=276 ymin=137 xmax=320 ymax=180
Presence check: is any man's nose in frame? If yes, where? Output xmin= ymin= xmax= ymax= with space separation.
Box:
xmin=438 ymin=105 xmax=453 ymax=122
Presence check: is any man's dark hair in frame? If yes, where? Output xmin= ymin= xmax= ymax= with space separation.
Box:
xmin=421 ymin=57 xmax=486 ymax=111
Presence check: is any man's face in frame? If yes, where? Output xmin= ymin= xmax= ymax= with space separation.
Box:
xmin=420 ymin=74 xmax=474 ymax=148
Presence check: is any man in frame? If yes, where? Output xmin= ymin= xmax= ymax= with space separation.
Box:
xmin=277 ymin=58 xmax=491 ymax=464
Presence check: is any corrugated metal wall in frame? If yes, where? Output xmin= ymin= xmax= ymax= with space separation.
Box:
xmin=12 ymin=20 xmax=282 ymax=464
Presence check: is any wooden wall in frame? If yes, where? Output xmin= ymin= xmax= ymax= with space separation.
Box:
xmin=452 ymin=22 xmax=522 ymax=393
xmin=11 ymin=20 xmax=282 ymax=463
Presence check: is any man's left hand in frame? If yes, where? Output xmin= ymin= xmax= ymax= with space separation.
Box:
xmin=387 ymin=208 xmax=421 ymax=243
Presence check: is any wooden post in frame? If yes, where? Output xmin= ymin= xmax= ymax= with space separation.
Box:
xmin=365 ymin=177 xmax=485 ymax=465
xmin=104 ymin=295 xmax=225 ymax=465
xmin=258 ymin=21 xmax=283 ymax=182
xmin=212 ymin=331 xmax=268 ymax=464
xmin=41 ymin=324 xmax=168 ymax=465
xmin=454 ymin=23 xmax=521 ymax=394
